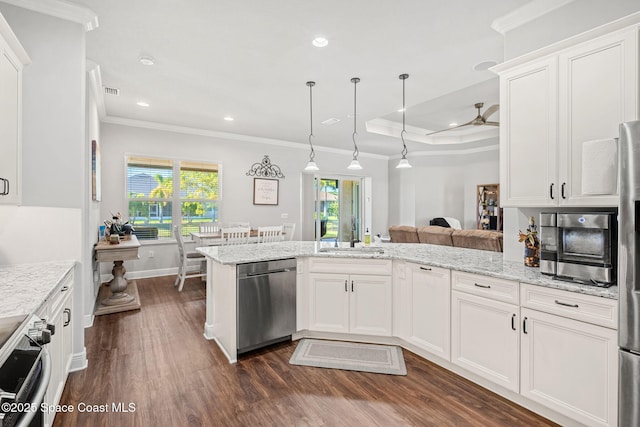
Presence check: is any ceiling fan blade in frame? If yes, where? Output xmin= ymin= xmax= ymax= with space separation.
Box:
xmin=484 ymin=121 xmax=499 ymax=126
xmin=426 ymin=121 xmax=472 ymax=136
xmin=482 ymin=104 xmax=499 ymax=120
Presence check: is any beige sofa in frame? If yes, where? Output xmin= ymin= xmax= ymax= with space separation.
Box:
xmin=389 ymin=225 xmax=503 ymax=252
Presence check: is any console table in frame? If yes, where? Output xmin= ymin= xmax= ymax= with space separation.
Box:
xmin=94 ymin=235 xmax=141 ymax=315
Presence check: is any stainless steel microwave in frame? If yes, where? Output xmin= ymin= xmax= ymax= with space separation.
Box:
xmin=540 ymin=211 xmax=616 ymax=286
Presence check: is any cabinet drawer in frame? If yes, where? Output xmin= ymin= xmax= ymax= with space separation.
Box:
xmin=452 ymin=271 xmax=518 ymax=304
xmin=308 ymin=257 xmax=392 ymax=275
xmin=520 ymin=283 xmax=617 ymax=329
xmin=49 ymin=271 xmax=74 ymax=316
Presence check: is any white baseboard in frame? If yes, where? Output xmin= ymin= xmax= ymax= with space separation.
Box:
xmin=83 ymin=313 xmax=94 ymax=328
xmin=70 ymin=348 xmax=88 ymax=372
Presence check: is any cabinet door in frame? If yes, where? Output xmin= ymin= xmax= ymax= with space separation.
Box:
xmin=349 ymin=275 xmax=392 ymax=336
xmin=62 ymin=293 xmax=73 ymax=376
xmin=499 ymin=57 xmax=558 ymax=207
xmin=451 ymin=290 xmax=520 ymax=392
xmin=558 ymin=29 xmax=637 ymax=206
xmin=0 ymin=38 xmax=21 ymax=204
xmin=308 ymin=273 xmax=349 ymax=333
xmin=521 ymin=308 xmax=617 ymax=427
xmin=407 ymin=264 xmax=451 ymax=360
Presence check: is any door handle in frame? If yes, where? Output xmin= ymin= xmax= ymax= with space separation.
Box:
xmin=549 ymin=183 xmax=554 ymax=200
xmin=474 ymin=283 xmax=491 ymax=289
xmin=351 ymin=280 xmax=354 ymax=292
xmin=345 ymin=280 xmax=348 ymax=292
xmin=419 ymin=266 xmax=432 ymax=271
xmin=561 ymin=182 xmax=566 ymax=199
xmin=63 ymin=308 xmax=71 ymax=327
xmin=523 ymin=317 xmax=528 ymax=334
xmin=511 ymin=313 xmax=516 ymax=331
xmin=0 ymin=178 xmax=8 ymax=196
xmin=554 ymin=300 xmax=579 ymax=308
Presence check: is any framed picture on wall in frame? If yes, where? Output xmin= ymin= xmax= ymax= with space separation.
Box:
xmin=253 ymin=178 xmax=278 ymax=205
xmin=91 ymin=140 xmax=101 ymax=201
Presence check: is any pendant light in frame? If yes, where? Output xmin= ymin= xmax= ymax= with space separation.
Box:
xmin=396 ymin=73 xmax=412 ymax=169
xmin=304 ymin=81 xmax=319 ymax=171
xmin=347 ymin=77 xmax=363 ymax=170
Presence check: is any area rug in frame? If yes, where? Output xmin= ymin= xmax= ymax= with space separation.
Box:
xmin=289 ymin=339 xmax=407 ymax=375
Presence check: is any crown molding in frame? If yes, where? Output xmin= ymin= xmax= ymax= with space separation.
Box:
xmin=86 ymin=60 xmax=106 ymax=119
xmin=491 ymin=0 xmax=576 ymax=35
xmin=366 ymin=118 xmax=499 ymax=146
xmin=389 ymin=144 xmax=499 ymax=160
xmin=0 ymin=0 xmax=98 ymax=31
xmin=101 ymin=116 xmax=390 ymax=160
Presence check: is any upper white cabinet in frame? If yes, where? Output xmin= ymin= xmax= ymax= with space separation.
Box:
xmin=0 ymin=14 xmax=29 ymax=204
xmin=495 ymin=24 xmax=638 ymax=207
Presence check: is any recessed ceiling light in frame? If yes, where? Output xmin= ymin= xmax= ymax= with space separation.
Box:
xmin=472 ymin=60 xmax=498 ymax=71
xmin=312 ymin=36 xmax=328 ymax=47
xmin=449 ymin=122 xmax=458 ymax=127
xmin=139 ymin=56 xmax=155 ymax=66
xmin=223 ymin=116 xmax=234 ymax=121
xmin=136 ymin=101 xmax=149 ymax=107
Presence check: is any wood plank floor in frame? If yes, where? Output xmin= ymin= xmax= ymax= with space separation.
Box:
xmin=54 ymin=276 xmax=559 ymax=427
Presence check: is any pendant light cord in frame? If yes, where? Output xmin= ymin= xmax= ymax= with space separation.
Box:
xmin=399 ymin=74 xmax=409 ymax=159
xmin=307 ymin=81 xmax=316 ymax=162
xmin=351 ymin=77 xmax=360 ymax=161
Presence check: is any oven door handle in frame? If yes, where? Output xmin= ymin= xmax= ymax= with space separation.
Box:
xmin=17 ymin=347 xmax=51 ymax=427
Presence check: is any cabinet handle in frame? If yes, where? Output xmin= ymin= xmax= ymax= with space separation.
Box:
xmin=419 ymin=266 xmax=432 ymax=271
xmin=554 ymin=299 xmax=579 ymax=308
xmin=561 ymin=182 xmax=566 ymax=199
xmin=0 ymin=178 xmax=8 ymax=196
xmin=523 ymin=317 xmax=528 ymax=334
xmin=511 ymin=313 xmax=516 ymax=331
xmin=63 ymin=308 xmax=71 ymax=327
xmin=474 ymin=283 xmax=491 ymax=289
xmin=345 ymin=280 xmax=348 ymax=292
xmin=61 ymin=285 xmax=69 ymax=292
xmin=351 ymin=280 xmax=354 ymax=292
xmin=549 ymin=183 xmax=554 ymax=200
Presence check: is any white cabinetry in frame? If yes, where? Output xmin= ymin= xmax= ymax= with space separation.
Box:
xmin=401 ymin=263 xmax=451 ymax=361
xmin=496 ymin=25 xmax=638 ymax=207
xmin=40 ymin=270 xmax=74 ymax=427
xmin=451 ymin=271 xmax=520 ymax=392
xmin=520 ymin=283 xmax=618 ymax=427
xmin=308 ymin=258 xmax=392 ymax=337
xmin=0 ymin=15 xmax=29 ymax=204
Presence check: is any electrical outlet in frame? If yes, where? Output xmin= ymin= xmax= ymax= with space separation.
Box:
xmin=148 ymin=250 xmax=155 ymax=258
xmin=281 ymin=213 xmax=288 ymax=219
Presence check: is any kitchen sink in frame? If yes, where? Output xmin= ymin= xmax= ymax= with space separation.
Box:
xmin=318 ymin=247 xmax=385 ymax=254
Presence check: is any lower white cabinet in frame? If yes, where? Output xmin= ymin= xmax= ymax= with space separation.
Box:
xmin=520 ymin=307 xmax=618 ymax=427
xmin=42 ymin=272 xmax=74 ymax=427
xmin=451 ymin=290 xmax=520 ymax=392
xmin=309 ymin=273 xmax=392 ymax=336
xmin=404 ymin=263 xmax=451 ymax=360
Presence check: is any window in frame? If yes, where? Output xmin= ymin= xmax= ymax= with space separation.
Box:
xmin=126 ymin=156 xmax=220 ymax=239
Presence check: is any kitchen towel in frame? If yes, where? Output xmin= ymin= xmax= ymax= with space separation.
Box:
xmin=581 ymin=138 xmax=618 ymax=195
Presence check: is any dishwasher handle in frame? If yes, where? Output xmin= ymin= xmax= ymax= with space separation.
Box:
xmin=239 ymin=268 xmax=295 ymax=278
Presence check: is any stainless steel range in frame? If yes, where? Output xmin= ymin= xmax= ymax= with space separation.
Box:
xmin=0 ymin=314 xmax=53 ymax=427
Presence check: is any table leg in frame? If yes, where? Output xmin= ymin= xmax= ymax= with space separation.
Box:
xmin=102 ymin=260 xmax=135 ymax=306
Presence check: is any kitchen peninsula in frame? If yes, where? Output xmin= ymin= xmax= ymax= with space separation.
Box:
xmin=198 ymin=241 xmax=618 ymax=427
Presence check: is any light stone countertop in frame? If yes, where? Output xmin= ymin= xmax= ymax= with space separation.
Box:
xmin=0 ymin=261 xmax=75 ymax=319
xmin=197 ymin=241 xmax=618 ymax=300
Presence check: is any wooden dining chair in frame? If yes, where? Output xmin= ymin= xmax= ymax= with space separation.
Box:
xmin=173 ymin=226 xmax=206 ymax=292
xmin=221 ymin=227 xmax=250 ymax=245
xmin=257 ymin=225 xmax=283 ymax=243
xmin=198 ymin=222 xmax=218 ymax=233
xmin=282 ymin=223 xmax=296 ymax=241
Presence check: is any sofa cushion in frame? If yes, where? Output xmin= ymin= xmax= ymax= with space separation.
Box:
xmin=417 ymin=226 xmax=454 ymax=246
xmin=389 ymin=225 xmax=420 ymax=243
xmin=451 ymin=229 xmax=503 ymax=252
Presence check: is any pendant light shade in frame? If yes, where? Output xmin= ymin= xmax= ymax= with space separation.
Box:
xmin=304 ymin=81 xmax=319 ymax=171
xmin=396 ymin=73 xmax=412 ymax=169
xmin=347 ymin=77 xmax=363 ymax=170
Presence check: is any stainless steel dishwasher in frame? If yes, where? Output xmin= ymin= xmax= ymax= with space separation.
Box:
xmin=237 ymin=258 xmax=296 ymax=354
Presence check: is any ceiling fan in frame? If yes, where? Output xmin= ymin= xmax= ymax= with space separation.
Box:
xmin=426 ymin=102 xmax=499 ymax=136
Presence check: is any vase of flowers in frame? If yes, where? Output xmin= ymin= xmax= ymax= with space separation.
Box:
xmin=519 ymin=216 xmax=540 ymax=267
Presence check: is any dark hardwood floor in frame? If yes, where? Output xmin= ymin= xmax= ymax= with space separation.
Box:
xmin=54 ymin=276 xmax=559 ymax=427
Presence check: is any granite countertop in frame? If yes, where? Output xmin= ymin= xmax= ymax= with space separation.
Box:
xmin=197 ymin=241 xmax=618 ymax=300
xmin=0 ymin=261 xmax=75 ymax=319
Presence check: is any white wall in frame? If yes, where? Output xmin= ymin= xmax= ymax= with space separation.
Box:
xmin=388 ymin=146 xmax=499 ymax=230
xmin=98 ymin=122 xmax=389 ymax=275
xmin=0 ymin=4 xmax=87 ymax=370
xmin=505 ymin=0 xmax=640 ymax=60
